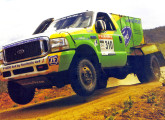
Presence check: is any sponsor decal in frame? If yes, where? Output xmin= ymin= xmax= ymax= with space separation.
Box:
xmin=90 ymin=36 xmax=97 ymax=39
xmin=35 ymin=60 xmax=41 ymax=64
xmin=98 ymin=35 xmax=115 ymax=55
xmin=126 ymin=18 xmax=141 ymax=24
xmin=94 ymin=40 xmax=98 ymax=46
xmin=74 ymin=36 xmax=90 ymax=40
xmin=21 ymin=80 xmax=45 ymax=86
xmin=121 ymin=27 xmax=132 ymax=46
xmin=48 ymin=55 xmax=58 ymax=66
xmin=87 ymin=30 xmax=93 ymax=33
xmin=98 ymin=35 xmax=113 ymax=39
xmin=3 ymin=59 xmax=42 ymax=70
xmin=42 ymin=59 xmax=45 ymax=63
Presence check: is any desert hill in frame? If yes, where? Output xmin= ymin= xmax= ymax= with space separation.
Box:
xmin=144 ymin=26 xmax=165 ymax=43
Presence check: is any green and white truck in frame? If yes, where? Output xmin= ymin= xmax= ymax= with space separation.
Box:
xmin=0 ymin=11 xmax=164 ymax=104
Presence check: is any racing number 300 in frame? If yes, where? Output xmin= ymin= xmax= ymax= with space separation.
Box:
xmin=105 ymin=40 xmax=113 ymax=50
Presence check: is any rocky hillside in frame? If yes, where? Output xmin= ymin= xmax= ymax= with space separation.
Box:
xmin=144 ymin=26 xmax=165 ymax=43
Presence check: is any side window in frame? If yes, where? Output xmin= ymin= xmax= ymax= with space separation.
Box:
xmin=96 ymin=12 xmax=116 ymax=31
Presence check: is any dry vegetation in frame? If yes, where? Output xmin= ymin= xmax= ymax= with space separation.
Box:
xmin=103 ymin=86 xmax=165 ymax=120
xmin=76 ymin=86 xmax=165 ymax=120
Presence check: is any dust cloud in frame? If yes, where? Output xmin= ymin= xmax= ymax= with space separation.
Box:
xmin=107 ymin=74 xmax=140 ymax=88
xmin=107 ymin=67 xmax=165 ymax=87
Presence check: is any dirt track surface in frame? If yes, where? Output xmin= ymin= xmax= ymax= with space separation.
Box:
xmin=0 ymin=68 xmax=164 ymax=120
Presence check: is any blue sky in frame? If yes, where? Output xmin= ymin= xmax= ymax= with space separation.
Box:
xmin=0 ymin=0 xmax=164 ymax=47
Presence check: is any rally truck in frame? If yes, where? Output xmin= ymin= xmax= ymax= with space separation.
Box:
xmin=0 ymin=11 xmax=164 ymax=104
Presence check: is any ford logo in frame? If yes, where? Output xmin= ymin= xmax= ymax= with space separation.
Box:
xmin=17 ymin=49 xmax=25 ymax=55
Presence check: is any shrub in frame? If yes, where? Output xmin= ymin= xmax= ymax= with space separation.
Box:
xmin=105 ymin=115 xmax=114 ymax=120
xmin=147 ymin=96 xmax=156 ymax=103
xmin=122 ymin=96 xmax=133 ymax=114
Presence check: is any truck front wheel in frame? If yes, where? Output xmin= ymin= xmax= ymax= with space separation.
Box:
xmin=8 ymin=81 xmax=35 ymax=105
xmin=136 ymin=55 xmax=160 ymax=83
xmin=70 ymin=59 xmax=99 ymax=96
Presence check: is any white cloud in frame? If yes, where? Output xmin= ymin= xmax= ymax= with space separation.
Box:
xmin=0 ymin=0 xmax=164 ymax=47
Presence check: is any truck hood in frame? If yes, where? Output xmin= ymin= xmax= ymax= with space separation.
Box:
xmin=2 ymin=27 xmax=88 ymax=49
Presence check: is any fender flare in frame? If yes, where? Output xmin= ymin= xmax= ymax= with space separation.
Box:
xmin=131 ymin=44 xmax=165 ymax=66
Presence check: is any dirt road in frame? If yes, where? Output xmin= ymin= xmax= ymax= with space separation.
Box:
xmin=0 ymin=69 xmax=164 ymax=120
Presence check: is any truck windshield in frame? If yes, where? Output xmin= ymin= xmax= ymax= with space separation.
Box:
xmin=46 ymin=11 xmax=93 ymax=31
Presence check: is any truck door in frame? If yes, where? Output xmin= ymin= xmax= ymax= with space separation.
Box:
xmin=96 ymin=12 xmax=127 ymax=68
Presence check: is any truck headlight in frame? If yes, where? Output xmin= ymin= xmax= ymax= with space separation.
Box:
xmin=50 ymin=38 xmax=69 ymax=52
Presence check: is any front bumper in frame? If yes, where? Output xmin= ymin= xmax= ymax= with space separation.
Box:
xmin=0 ymin=50 xmax=75 ymax=81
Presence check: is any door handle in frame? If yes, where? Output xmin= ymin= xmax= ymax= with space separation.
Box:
xmin=119 ymin=36 xmax=123 ymax=43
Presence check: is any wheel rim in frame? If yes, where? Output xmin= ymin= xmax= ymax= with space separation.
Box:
xmin=81 ymin=66 xmax=94 ymax=87
xmin=79 ymin=62 xmax=96 ymax=90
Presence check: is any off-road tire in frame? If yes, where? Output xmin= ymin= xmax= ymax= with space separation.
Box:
xmin=70 ymin=58 xmax=99 ymax=96
xmin=136 ymin=54 xmax=160 ymax=83
xmin=8 ymin=81 xmax=35 ymax=105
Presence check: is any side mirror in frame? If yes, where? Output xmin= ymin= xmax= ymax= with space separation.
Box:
xmin=95 ymin=20 xmax=106 ymax=33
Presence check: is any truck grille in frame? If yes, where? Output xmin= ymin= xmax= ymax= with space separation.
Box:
xmin=3 ymin=37 xmax=49 ymax=64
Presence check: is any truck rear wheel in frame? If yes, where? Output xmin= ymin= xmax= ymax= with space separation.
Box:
xmin=136 ymin=55 xmax=160 ymax=83
xmin=8 ymin=81 xmax=35 ymax=105
xmin=70 ymin=58 xmax=99 ymax=96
